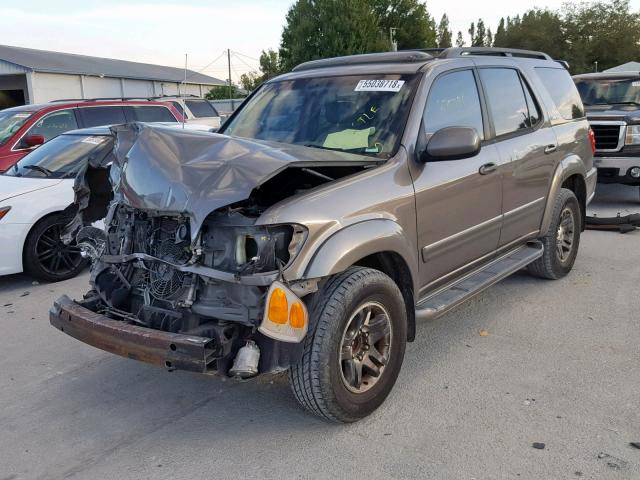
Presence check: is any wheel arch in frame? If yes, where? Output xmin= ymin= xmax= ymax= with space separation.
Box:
xmin=302 ymin=219 xmax=419 ymax=341
xmin=541 ymin=155 xmax=587 ymax=233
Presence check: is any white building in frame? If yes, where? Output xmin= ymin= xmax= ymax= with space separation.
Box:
xmin=0 ymin=44 xmax=226 ymax=108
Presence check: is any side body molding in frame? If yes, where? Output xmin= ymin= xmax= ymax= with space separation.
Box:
xmin=303 ymin=219 xmax=419 ymax=296
xmin=540 ymin=155 xmax=586 ymax=234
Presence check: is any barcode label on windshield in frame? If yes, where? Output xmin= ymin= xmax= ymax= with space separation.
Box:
xmin=81 ymin=136 xmax=106 ymax=145
xmin=355 ymin=79 xmax=405 ymax=92
xmin=632 ymin=81 xmax=640 ymax=87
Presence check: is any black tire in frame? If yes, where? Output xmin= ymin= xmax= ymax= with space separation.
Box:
xmin=23 ymin=214 xmax=88 ymax=282
xmin=289 ymin=267 xmax=407 ymax=423
xmin=528 ymin=188 xmax=581 ymax=280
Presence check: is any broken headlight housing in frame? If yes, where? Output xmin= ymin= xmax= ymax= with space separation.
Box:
xmin=201 ymin=220 xmax=307 ymax=275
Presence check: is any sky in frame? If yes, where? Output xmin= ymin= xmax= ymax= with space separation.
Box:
xmin=1 ymin=0 xmax=640 ymax=83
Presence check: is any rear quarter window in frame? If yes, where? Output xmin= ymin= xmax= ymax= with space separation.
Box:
xmin=535 ymin=67 xmax=585 ymax=121
xmin=127 ymin=106 xmax=177 ymax=122
xmin=79 ymin=106 xmax=126 ymax=127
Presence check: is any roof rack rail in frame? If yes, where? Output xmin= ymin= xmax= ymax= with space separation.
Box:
xmin=292 ymin=51 xmax=433 ymax=72
xmin=435 ymin=47 xmax=552 ymax=61
xmin=48 ymin=97 xmax=154 ymax=103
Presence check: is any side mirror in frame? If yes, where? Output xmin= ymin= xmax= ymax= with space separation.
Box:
xmin=22 ymin=134 xmax=45 ymax=149
xmin=421 ymin=127 xmax=481 ymax=162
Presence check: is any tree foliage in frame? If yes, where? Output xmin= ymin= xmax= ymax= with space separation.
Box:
xmin=205 ymin=84 xmax=244 ymax=100
xmin=437 ymin=14 xmax=453 ymax=48
xmin=279 ymin=0 xmax=436 ymax=71
xmin=239 ymin=49 xmax=281 ymax=92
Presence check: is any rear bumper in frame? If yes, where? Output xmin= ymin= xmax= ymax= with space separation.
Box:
xmin=50 ymin=295 xmax=218 ymax=373
xmin=594 ymin=156 xmax=640 ymax=185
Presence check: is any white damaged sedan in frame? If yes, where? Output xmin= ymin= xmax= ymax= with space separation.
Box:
xmin=0 ymin=128 xmax=114 ymax=281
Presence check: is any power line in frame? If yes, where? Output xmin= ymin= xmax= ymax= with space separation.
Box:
xmin=231 ymin=52 xmax=259 ymax=72
xmin=231 ymin=50 xmax=261 ymax=62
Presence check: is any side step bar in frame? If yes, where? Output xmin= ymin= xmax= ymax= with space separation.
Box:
xmin=415 ymin=242 xmax=543 ymax=321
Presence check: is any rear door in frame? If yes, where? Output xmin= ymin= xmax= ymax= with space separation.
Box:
xmin=413 ymin=68 xmax=503 ymax=288
xmin=477 ymin=66 xmax=557 ymax=246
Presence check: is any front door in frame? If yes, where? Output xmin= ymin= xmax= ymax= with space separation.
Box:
xmin=412 ymin=68 xmax=503 ymax=292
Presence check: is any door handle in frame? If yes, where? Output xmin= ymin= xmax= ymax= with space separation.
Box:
xmin=479 ymin=162 xmax=497 ymax=175
xmin=544 ymin=144 xmax=558 ymax=154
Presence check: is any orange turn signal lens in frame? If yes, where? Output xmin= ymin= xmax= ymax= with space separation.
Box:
xmin=268 ymin=287 xmax=288 ymax=324
xmin=289 ymin=302 xmax=306 ymax=329
xmin=0 ymin=206 xmax=11 ymax=221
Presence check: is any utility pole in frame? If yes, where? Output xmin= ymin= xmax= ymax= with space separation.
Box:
xmin=227 ymin=49 xmax=233 ymax=101
xmin=390 ymin=28 xmax=398 ymax=52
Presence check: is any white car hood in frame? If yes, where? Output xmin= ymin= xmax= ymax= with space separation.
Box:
xmin=0 ymin=176 xmax=63 ymax=203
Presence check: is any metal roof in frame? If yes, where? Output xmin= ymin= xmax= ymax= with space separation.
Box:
xmin=0 ymin=44 xmax=226 ymax=86
xmin=604 ymin=61 xmax=640 ymax=73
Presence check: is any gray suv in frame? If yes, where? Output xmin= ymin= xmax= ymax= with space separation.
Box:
xmin=50 ymin=48 xmax=596 ymax=423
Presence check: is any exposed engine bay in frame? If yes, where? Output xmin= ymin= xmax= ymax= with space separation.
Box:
xmin=61 ymin=123 xmax=376 ymax=376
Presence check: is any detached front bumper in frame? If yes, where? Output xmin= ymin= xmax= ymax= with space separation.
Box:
xmin=594 ymin=156 xmax=640 ymax=185
xmin=50 ymin=295 xmax=218 ymax=373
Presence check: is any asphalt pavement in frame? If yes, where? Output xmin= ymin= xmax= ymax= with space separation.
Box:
xmin=0 ymin=183 xmax=638 ymax=480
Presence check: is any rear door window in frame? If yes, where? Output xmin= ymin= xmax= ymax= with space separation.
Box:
xmin=25 ymin=109 xmax=78 ymax=143
xmin=185 ymin=100 xmax=218 ymax=117
xmin=78 ymin=106 xmax=126 ymax=127
xmin=479 ymin=68 xmax=530 ymax=137
xmin=126 ymin=105 xmax=177 ymax=122
xmin=423 ymin=69 xmax=484 ymax=138
xmin=535 ymin=67 xmax=585 ymax=120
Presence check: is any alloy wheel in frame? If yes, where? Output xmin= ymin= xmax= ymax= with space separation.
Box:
xmin=35 ymin=223 xmax=83 ymax=276
xmin=556 ymin=207 xmax=575 ymax=263
xmin=339 ymin=301 xmax=392 ymax=394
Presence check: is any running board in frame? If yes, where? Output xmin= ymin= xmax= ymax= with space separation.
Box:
xmin=415 ymin=242 xmax=543 ymax=321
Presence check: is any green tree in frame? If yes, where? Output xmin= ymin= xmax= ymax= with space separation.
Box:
xmin=455 ymin=31 xmax=465 ymax=47
xmin=279 ymin=0 xmax=438 ymax=71
xmin=437 ymin=14 xmax=453 ymax=48
xmin=373 ymin=0 xmax=437 ymax=50
xmin=239 ymin=71 xmax=262 ymax=92
xmin=493 ymin=10 xmax=565 ymax=61
xmin=205 ymin=84 xmax=245 ymax=100
xmin=563 ymin=0 xmax=640 ymax=73
xmin=279 ymin=0 xmax=389 ymax=72
xmin=259 ymin=49 xmax=281 ymax=80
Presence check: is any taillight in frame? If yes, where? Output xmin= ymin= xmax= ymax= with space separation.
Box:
xmin=588 ymin=127 xmax=596 ymax=154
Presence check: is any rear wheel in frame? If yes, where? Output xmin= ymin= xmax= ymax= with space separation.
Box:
xmin=528 ymin=188 xmax=581 ymax=280
xmin=289 ymin=267 xmax=407 ymax=423
xmin=23 ymin=214 xmax=87 ymax=282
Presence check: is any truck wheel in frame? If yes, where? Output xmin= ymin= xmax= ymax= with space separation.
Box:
xmin=23 ymin=213 xmax=87 ymax=282
xmin=528 ymin=188 xmax=581 ymax=280
xmin=289 ymin=267 xmax=407 ymax=423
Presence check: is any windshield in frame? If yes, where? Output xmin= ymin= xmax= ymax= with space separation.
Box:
xmin=4 ymin=134 xmax=113 ymax=179
xmin=0 ymin=111 xmax=33 ymax=146
xmin=575 ymin=77 xmax=640 ymax=105
xmin=222 ymin=74 xmax=419 ymax=158
xmin=186 ymin=100 xmax=218 ymax=118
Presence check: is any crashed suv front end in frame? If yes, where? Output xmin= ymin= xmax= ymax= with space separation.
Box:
xmin=50 ymin=123 xmax=376 ymax=377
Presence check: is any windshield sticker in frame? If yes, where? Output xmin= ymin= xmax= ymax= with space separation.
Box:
xmin=14 ymin=113 xmax=31 ymax=118
xmin=355 ymin=79 xmax=405 ymax=92
xmin=632 ymin=81 xmax=640 ymax=87
xmin=81 ymin=136 xmax=107 ymax=145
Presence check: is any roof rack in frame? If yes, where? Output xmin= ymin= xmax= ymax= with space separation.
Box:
xmin=292 ymin=51 xmax=433 ymax=72
xmin=427 ymin=47 xmax=553 ymax=61
xmin=49 ymin=97 xmax=154 ymax=103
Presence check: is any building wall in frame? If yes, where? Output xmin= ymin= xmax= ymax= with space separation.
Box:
xmin=27 ymin=72 xmax=212 ymax=103
xmin=31 ymin=72 xmax=82 ymax=103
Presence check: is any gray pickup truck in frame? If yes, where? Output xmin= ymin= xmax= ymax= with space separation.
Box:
xmin=574 ymin=71 xmax=640 ymax=191
xmin=51 ymin=48 xmax=596 ymax=422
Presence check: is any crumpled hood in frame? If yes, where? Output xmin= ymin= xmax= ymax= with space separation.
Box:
xmin=586 ymin=104 xmax=640 ymax=124
xmin=0 ymin=175 xmax=62 ymax=203
xmin=107 ymin=123 xmax=375 ymax=239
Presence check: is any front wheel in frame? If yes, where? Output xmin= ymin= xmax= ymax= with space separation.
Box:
xmin=528 ymin=188 xmax=581 ymax=280
xmin=289 ymin=267 xmax=407 ymax=423
xmin=23 ymin=214 xmax=88 ymax=282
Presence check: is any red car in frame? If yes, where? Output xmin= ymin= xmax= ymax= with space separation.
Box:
xmin=0 ymin=100 xmax=184 ymax=172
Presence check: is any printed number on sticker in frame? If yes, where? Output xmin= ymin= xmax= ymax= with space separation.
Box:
xmin=355 ymin=80 xmax=405 ymax=92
